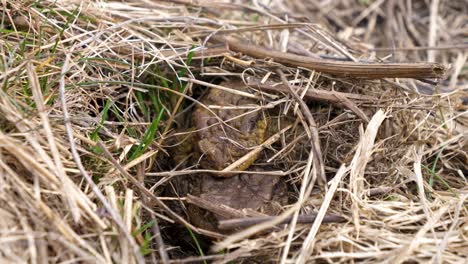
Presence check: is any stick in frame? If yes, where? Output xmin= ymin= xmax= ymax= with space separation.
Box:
xmin=276 ymin=70 xmax=326 ymax=183
xmin=218 ymin=213 xmax=346 ymax=230
xmin=249 ymin=81 xmax=371 ymax=122
xmin=213 ymin=36 xmax=446 ymax=79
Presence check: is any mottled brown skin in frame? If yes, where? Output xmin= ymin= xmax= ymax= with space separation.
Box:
xmin=192 ymin=81 xmax=267 ymax=171
xmin=188 ymin=168 xmax=287 ymax=231
xmin=173 ymin=81 xmax=287 ymax=232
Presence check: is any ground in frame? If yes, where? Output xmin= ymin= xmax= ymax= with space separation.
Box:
xmin=0 ymin=0 xmax=467 ymax=263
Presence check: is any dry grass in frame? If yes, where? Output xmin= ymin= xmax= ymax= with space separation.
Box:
xmin=1 ymin=0 xmax=467 ymax=263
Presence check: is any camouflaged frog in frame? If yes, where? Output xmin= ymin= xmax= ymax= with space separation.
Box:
xmin=171 ymin=81 xmax=287 ymax=232
xmin=192 ymin=81 xmax=267 ymax=172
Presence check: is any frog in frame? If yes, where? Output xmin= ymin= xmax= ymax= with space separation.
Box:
xmin=192 ymin=81 xmax=267 ymax=172
xmin=169 ymin=80 xmax=289 ymax=232
xmin=187 ymin=167 xmax=287 ymax=231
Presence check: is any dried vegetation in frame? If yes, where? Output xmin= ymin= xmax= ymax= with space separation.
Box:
xmin=1 ymin=0 xmax=467 ymax=263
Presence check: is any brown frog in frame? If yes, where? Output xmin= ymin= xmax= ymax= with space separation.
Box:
xmin=187 ymin=168 xmax=287 ymax=231
xmin=192 ymin=81 xmax=267 ymax=172
xmin=172 ymin=81 xmax=288 ymax=232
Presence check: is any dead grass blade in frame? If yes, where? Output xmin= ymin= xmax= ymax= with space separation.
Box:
xmin=1 ymin=0 xmax=466 ymax=262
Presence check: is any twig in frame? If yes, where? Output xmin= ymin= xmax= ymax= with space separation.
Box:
xmin=218 ymin=212 xmax=346 ymax=230
xmin=186 ymin=195 xmax=247 ymax=219
xmin=181 ymin=78 xmax=262 ymax=99
xmin=370 ymin=44 xmax=468 ymax=51
xmin=212 ymin=36 xmax=446 ymax=79
xmin=248 ymin=81 xmax=375 ymax=101
xmin=146 ymin=169 xmax=286 ymax=177
xmin=249 ymin=81 xmax=371 ymax=122
xmin=276 ymin=70 xmax=326 ymax=183
xmin=331 ymin=92 xmax=369 ymax=123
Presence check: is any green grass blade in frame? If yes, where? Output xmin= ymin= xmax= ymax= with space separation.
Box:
xmin=172 ymin=46 xmax=196 ymax=92
xmin=128 ymin=109 xmax=164 ymax=161
xmin=185 ymin=226 xmax=207 ymax=264
xmin=132 ymin=220 xmax=156 ymax=237
xmin=90 ymin=98 xmax=112 ymax=142
xmin=422 ymin=165 xmax=457 ymax=197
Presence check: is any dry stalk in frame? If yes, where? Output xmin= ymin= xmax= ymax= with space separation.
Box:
xmin=276 ymin=69 xmax=325 ymax=183
xmin=1 ymin=1 xmax=466 ymax=263
xmin=58 ymin=55 xmax=145 ymax=264
xmin=213 ymin=36 xmax=446 ymax=79
xmin=222 ymin=124 xmax=292 ymax=173
xmin=296 ymin=165 xmax=348 ymax=263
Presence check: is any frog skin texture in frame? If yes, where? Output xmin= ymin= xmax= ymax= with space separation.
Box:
xmin=192 ymin=82 xmax=267 ymax=171
xmin=187 ymin=168 xmax=287 ymax=231
xmin=177 ymin=81 xmax=287 ymax=232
